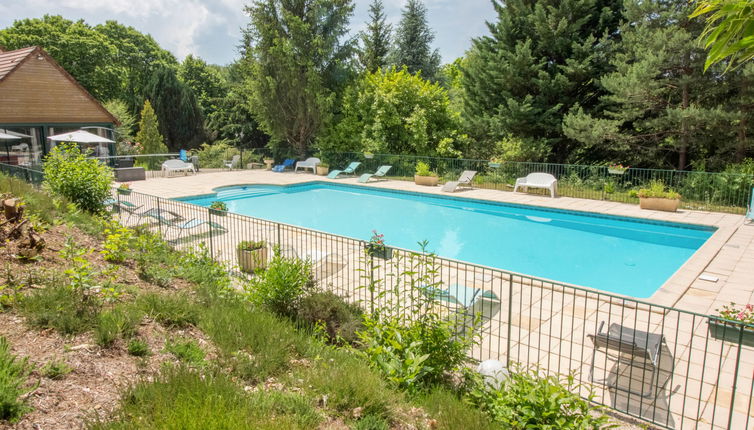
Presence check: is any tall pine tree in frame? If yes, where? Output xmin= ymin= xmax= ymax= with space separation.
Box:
xmin=359 ymin=0 xmax=392 ymax=73
xmin=391 ymin=0 xmax=440 ymax=81
xmin=243 ymin=0 xmax=355 ymax=156
xmin=461 ymin=0 xmax=622 ymax=161
xmin=563 ymin=0 xmax=724 ymax=169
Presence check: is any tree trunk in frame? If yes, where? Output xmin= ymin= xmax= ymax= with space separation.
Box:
xmin=679 ymin=81 xmax=689 ymax=170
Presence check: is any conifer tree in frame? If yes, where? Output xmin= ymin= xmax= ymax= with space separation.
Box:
xmin=243 ymin=0 xmax=355 ymax=156
xmin=135 ymin=100 xmax=168 ymax=169
xmin=461 ymin=0 xmax=622 ymax=160
xmin=359 ymin=0 xmax=392 ymax=73
xmin=563 ymin=0 xmax=722 ymax=169
xmin=391 ymin=0 xmax=440 ymax=80
xmin=146 ymin=66 xmax=205 ymax=150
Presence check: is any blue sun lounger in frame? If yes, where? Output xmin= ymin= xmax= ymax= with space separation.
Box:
xmin=327 ymin=161 xmax=361 ymax=179
xmin=358 ymin=165 xmax=392 ymax=183
xmin=272 ymin=159 xmax=296 ymax=172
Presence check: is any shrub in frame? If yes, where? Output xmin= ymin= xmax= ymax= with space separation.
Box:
xmin=101 ymin=224 xmax=135 ymax=263
xmin=138 ymin=293 xmax=198 ymax=329
xmin=358 ymin=243 xmax=478 ymax=392
xmin=415 ymin=161 xmax=437 ymax=177
xmin=244 ymin=252 xmax=315 ymax=317
xmin=40 ymin=359 xmax=72 ymax=380
xmin=466 ymin=368 xmax=614 ymax=430
xmin=209 ymin=201 xmax=227 ymax=211
xmin=21 ymin=284 xmax=99 ymax=335
xmin=175 ymin=244 xmax=231 ymax=298
xmin=42 ymin=141 xmax=114 ymax=213
xmin=164 ymin=338 xmax=205 ymax=366
xmin=0 ymin=336 xmax=34 ymax=422
xmin=638 ymin=180 xmax=681 ymax=199
xmin=297 ymin=292 xmax=363 ymax=345
xmin=95 ymin=306 xmax=142 ymax=347
xmin=194 ymin=142 xmax=241 ymax=169
xmin=237 ymin=240 xmax=266 ymax=251
xmin=127 ymin=338 xmax=151 ymax=357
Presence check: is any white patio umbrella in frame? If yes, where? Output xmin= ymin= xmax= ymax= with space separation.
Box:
xmin=47 ymin=129 xmax=114 ymax=144
xmin=0 ymin=132 xmax=21 ymax=140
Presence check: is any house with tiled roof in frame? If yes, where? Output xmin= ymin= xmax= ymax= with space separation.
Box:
xmin=0 ymin=46 xmax=117 ymax=166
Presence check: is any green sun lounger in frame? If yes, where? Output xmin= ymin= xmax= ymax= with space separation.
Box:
xmin=358 ymin=165 xmax=392 ymax=183
xmin=747 ymin=187 xmax=753 ymax=224
xmin=327 ymin=161 xmax=362 ymax=179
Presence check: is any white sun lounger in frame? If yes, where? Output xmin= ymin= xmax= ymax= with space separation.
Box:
xmin=295 ymin=157 xmax=321 ymax=173
xmin=513 ymin=172 xmax=558 ymax=198
xmin=162 ymin=159 xmax=196 ymax=177
xmin=442 ymin=170 xmax=477 ymax=192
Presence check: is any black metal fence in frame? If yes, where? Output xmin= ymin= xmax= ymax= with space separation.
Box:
xmin=3 ymin=161 xmax=753 ymax=429
xmin=322 ymin=152 xmax=754 ymax=214
xmin=112 ymin=187 xmax=753 ymax=430
xmin=0 ymin=162 xmax=44 ymax=186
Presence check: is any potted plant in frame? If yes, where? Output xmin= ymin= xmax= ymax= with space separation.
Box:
xmin=488 ymin=157 xmax=502 ymax=168
xmin=316 ymin=162 xmax=330 ymax=176
xmin=638 ymin=180 xmax=681 ymax=212
xmin=414 ymin=161 xmax=439 ymax=186
xmin=237 ymin=240 xmax=268 ymax=273
xmin=209 ymin=200 xmax=228 ymax=216
xmin=708 ymin=303 xmax=754 ymax=347
xmin=117 ymin=183 xmax=132 ymax=195
xmin=363 ymin=152 xmax=374 ymax=159
xmin=608 ymin=163 xmax=629 ymax=175
xmin=365 ymin=230 xmax=392 ymax=259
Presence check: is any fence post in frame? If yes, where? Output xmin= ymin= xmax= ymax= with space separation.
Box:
xmin=156 ymin=197 xmax=163 ymax=238
xmin=276 ymin=223 xmax=281 ymax=248
xmin=208 ymin=207 xmax=215 ymax=257
xmin=506 ymin=274 xmax=513 ymax=369
xmin=727 ymin=326 xmax=746 ymax=428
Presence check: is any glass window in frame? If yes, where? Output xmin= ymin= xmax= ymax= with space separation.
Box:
xmin=0 ymin=127 xmax=42 ymax=167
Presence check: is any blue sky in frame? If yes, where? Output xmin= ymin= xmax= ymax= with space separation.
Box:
xmin=0 ymin=0 xmax=495 ymax=66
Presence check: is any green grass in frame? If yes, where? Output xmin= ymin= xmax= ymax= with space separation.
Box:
xmin=91 ymin=366 xmax=321 ymax=430
xmin=418 ymin=388 xmax=497 ymax=430
xmin=199 ymin=297 xmax=311 ymax=382
xmin=127 ymin=338 xmax=150 ymax=357
xmin=94 ymin=305 xmax=142 ymax=347
xmin=291 ymin=347 xmax=396 ymax=421
xmin=40 ymin=359 xmax=72 ymax=380
xmin=0 ymin=337 xmax=34 ymax=423
xmin=20 ymin=285 xmax=99 ymax=335
xmin=164 ymin=338 xmax=206 ymax=366
xmin=137 ymin=293 xmax=198 ymax=329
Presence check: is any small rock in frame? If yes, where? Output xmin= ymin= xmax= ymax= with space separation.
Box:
xmin=69 ymin=344 xmax=91 ymax=351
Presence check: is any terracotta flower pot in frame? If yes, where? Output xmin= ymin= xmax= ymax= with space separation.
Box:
xmin=237 ymin=247 xmax=268 ymax=273
xmin=414 ymin=175 xmax=439 ymax=186
xmin=639 ymin=197 xmax=680 ymax=212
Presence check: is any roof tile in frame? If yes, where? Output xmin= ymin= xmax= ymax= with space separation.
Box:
xmin=0 ymin=46 xmax=37 ymax=81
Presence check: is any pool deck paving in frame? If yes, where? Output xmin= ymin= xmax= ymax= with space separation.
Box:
xmin=124 ymin=169 xmax=754 ymax=430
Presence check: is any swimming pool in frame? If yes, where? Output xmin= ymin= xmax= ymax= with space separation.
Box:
xmin=177 ymin=182 xmax=715 ymax=298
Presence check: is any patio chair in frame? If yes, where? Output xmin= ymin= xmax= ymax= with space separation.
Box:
xmin=358 ymin=165 xmax=392 ymax=183
xmin=272 ymin=158 xmax=296 ymax=172
xmin=295 ymin=157 xmax=321 ymax=173
xmin=442 ymin=170 xmax=477 ymax=192
xmin=587 ymin=321 xmax=669 ymax=398
xmin=513 ymin=172 xmax=558 ymax=198
xmin=327 ymin=162 xmax=361 ymax=179
xmin=746 ymin=188 xmax=753 ymax=224
xmin=424 ymin=283 xmax=499 ymax=309
xmin=224 ymin=154 xmax=240 ymax=170
xmin=162 ymin=159 xmax=196 ymax=177
xmin=280 ymin=246 xmax=347 ymax=279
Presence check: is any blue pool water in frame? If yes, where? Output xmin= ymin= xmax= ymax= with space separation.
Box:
xmin=178 ymin=182 xmax=715 ymax=298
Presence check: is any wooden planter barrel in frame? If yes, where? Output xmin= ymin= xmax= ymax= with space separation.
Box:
xmin=237 ymin=247 xmax=268 ymax=273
